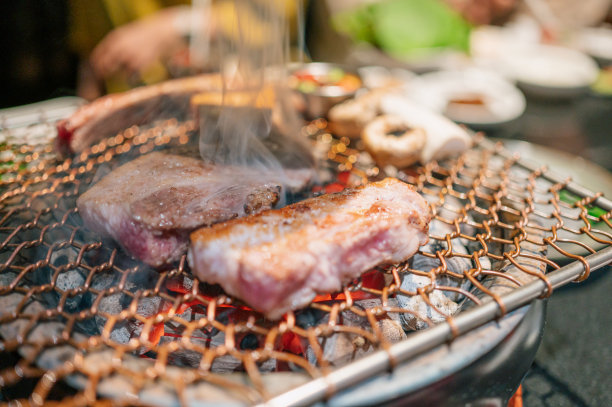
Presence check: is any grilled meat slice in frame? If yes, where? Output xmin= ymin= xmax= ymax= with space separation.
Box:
xmin=188 ymin=178 xmax=430 ymax=319
xmin=57 ymin=74 xmax=221 ymax=154
xmin=77 ymin=152 xmax=311 ymax=267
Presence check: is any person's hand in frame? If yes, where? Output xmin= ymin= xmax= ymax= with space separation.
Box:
xmin=90 ymin=9 xmax=185 ymax=79
xmin=446 ymin=0 xmax=517 ymax=25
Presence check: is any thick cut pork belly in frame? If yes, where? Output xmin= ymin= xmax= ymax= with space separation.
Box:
xmin=188 ymin=178 xmax=430 ymax=319
xmin=77 ymin=152 xmax=303 ymax=267
xmin=57 ymin=74 xmax=221 ymax=154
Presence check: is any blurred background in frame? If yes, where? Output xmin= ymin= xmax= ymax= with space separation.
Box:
xmin=1 ymin=1 xmax=611 ymax=406
xmin=0 ymin=1 xmax=76 ymax=108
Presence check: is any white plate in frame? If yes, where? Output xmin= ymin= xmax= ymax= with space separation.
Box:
xmin=573 ymin=26 xmax=612 ymax=66
xmin=500 ymin=45 xmax=599 ymax=98
xmin=496 ymin=139 xmax=612 ymax=261
xmin=407 ymin=69 xmax=526 ymax=127
xmin=357 ymin=65 xmax=416 ymax=90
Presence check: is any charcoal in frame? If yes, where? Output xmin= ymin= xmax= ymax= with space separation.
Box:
xmin=55 ymin=268 xmax=86 ymax=291
xmin=209 ymin=349 xmax=244 ymax=373
xmin=397 ymin=273 xmax=459 ymax=331
xmin=411 ymin=219 xmax=473 ymax=302
xmin=125 ymin=267 xmax=161 ymax=291
xmin=55 ymin=269 xmax=87 ymax=312
xmin=122 ymin=295 xmax=163 ymax=352
xmin=173 ymin=274 xmax=194 ymax=292
xmin=315 ymin=320 xmax=404 ymax=367
xmin=166 ymin=347 xmax=276 ymax=373
xmin=158 ymin=324 xmax=277 ymax=372
xmin=239 ymin=333 xmax=259 ymax=350
xmin=28 ymin=320 xmax=65 ymax=344
xmin=464 ymin=238 xmax=493 ymax=271
xmin=97 ymin=292 xmax=126 ymax=317
xmin=86 ymin=350 xmax=311 ymax=405
xmin=50 ymin=244 xmax=79 ymax=267
xmin=135 ymin=295 xmax=163 ymax=318
xmin=0 ymin=277 xmax=50 ymax=347
xmin=88 ymin=270 xmax=119 ymax=294
xmin=83 ymin=270 xmax=138 ymax=344
xmin=254 ymin=356 xmax=277 ymax=372
xmin=0 ymin=293 xmax=32 ymax=342
xmin=295 ymin=308 xmax=326 ymax=329
xmin=303 ymin=300 xmax=407 ymax=368
xmin=169 ymin=350 xmax=202 ymax=368
xmin=0 ymin=272 xmax=87 ymax=374
xmin=353 ymin=298 xmax=402 ymax=325
xmin=481 ymin=224 xmax=548 ymax=300
xmin=0 ymin=272 xmax=18 ymax=293
xmin=162 ymin=336 xmax=207 ymax=367
xmin=36 ymin=345 xmax=78 ymax=371
xmin=108 ymin=323 xmax=132 ymax=344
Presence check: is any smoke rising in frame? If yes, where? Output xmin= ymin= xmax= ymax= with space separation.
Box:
xmin=196 ymin=0 xmax=314 ymax=178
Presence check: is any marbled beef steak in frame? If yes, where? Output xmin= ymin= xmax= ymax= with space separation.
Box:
xmin=77 ymin=152 xmax=312 ymax=267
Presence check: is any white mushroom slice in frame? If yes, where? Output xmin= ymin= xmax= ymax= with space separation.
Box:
xmin=328 ymin=88 xmax=398 ymax=139
xmin=362 ymin=115 xmax=426 ymax=168
xmin=328 ymin=98 xmax=376 ymax=139
xmin=380 ymin=96 xmax=472 ymax=163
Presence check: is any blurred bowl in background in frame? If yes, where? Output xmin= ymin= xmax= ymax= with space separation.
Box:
xmin=357 ymin=65 xmax=416 ymax=90
xmin=288 ymin=63 xmax=362 ymax=119
xmin=572 ymin=26 xmax=612 ymax=67
xmin=501 ymin=45 xmax=599 ymax=99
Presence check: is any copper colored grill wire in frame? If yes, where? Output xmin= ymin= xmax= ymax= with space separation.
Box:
xmin=0 ymin=119 xmax=611 ymax=405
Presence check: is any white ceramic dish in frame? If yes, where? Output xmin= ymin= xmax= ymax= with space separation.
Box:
xmin=407 ymin=69 xmax=526 ymax=128
xmin=573 ymin=26 xmax=612 ymax=66
xmin=500 ymin=45 xmax=599 ymax=99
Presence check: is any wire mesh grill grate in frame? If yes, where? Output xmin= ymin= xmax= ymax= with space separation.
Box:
xmin=1 ymin=118 xmax=611 ymax=405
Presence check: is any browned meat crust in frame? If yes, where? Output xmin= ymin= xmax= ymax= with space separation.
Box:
xmin=189 ymin=178 xmax=430 ymax=319
xmin=77 ymin=152 xmax=314 ymax=267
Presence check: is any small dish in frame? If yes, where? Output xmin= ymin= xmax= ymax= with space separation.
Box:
xmin=407 ymin=69 xmax=526 ymax=128
xmin=288 ymin=63 xmax=362 ymax=119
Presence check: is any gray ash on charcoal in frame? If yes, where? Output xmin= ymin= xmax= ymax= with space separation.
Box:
xmin=0 ymin=271 xmax=88 ymax=379
xmin=53 ymin=255 xmax=87 ymax=313
xmin=157 ymin=306 xmax=278 ymax=372
xmin=16 ymin=222 xmax=170 ymax=344
xmin=396 ymin=195 xmax=500 ymax=331
xmin=293 ymin=299 xmax=406 ymax=370
xmin=80 ymin=266 xmax=162 ymax=344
